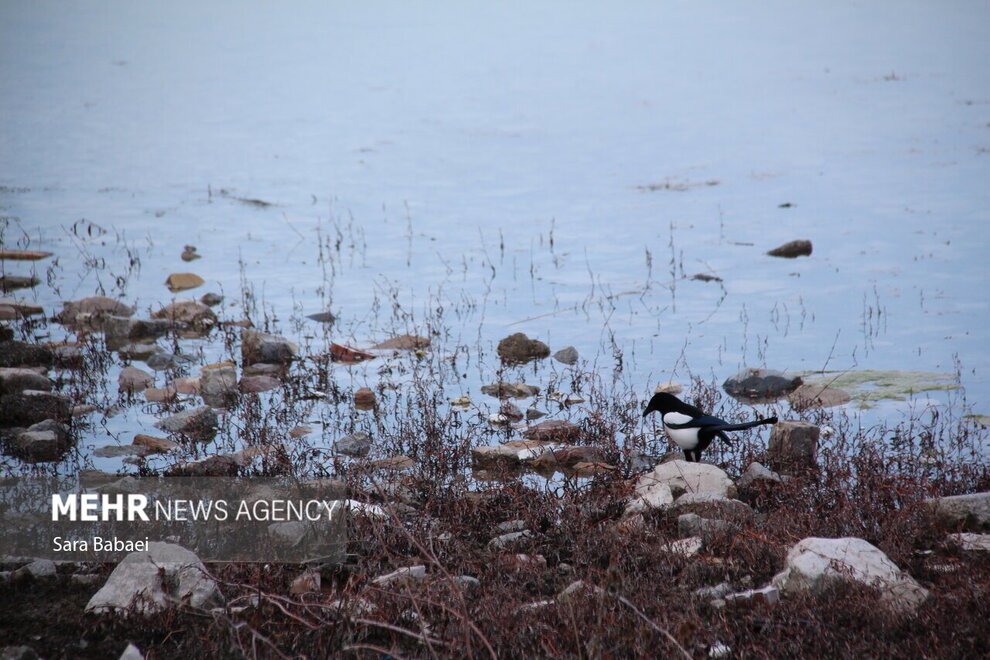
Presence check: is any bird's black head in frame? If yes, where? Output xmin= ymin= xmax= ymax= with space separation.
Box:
xmin=643 ymin=392 xmax=682 ymax=417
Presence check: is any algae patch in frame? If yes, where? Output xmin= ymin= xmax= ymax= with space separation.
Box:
xmin=797 ymin=370 xmax=960 ymax=408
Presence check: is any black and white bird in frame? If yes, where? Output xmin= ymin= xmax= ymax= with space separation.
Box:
xmin=642 ymin=392 xmax=777 ymax=462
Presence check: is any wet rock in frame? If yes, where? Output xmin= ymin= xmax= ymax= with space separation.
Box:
xmin=145 ymin=352 xmax=195 ymax=371
xmin=767 ymin=421 xmax=820 ymax=473
xmin=165 ymin=272 xmax=205 ymax=293
xmin=371 ymin=334 xmax=431 ymax=350
xmin=0 ymin=306 xmax=17 ymax=320
xmin=354 ymin=387 xmax=376 ymax=410
xmin=166 ymin=454 xmax=240 ymax=477
xmin=369 ymin=455 xmax=415 ymax=471
xmin=143 ymin=386 xmax=177 ymax=403
xmin=155 ymin=405 xmax=217 ymax=440
xmin=72 ymin=403 xmax=99 ymax=417
xmin=530 ymin=445 xmax=606 ymax=471
xmin=497 ymin=332 xmax=550 ymax=364
xmin=724 ymin=585 xmax=780 ymax=609
xmin=552 ymin=346 xmax=579 ymax=365
xmin=5 ymin=420 xmax=71 ymax=462
xmin=242 ymin=363 xmax=285 ymax=377
xmin=181 ymin=245 xmax=200 ymax=262
xmin=117 ymin=343 xmax=158 ymax=360
xmin=0 ymin=368 xmax=52 ymax=395
xmin=119 ymin=366 xmax=154 ymax=393
xmin=59 ymin=296 xmax=134 ymax=324
xmin=654 ymin=380 xmax=684 ymax=395
xmin=52 ymin=344 xmax=84 ymax=369
xmin=0 ymin=298 xmax=43 ymax=317
xmin=200 ymin=292 xmax=222 ymax=306
xmin=0 ymin=341 xmax=53 ymax=368
xmin=772 ymin=537 xmax=929 ymax=613
xmin=334 ymin=431 xmax=372 ymax=458
xmin=306 ymin=310 xmax=336 ymax=324
xmin=172 ymin=377 xmax=200 ymax=394
xmin=788 ymin=383 xmax=851 ymax=410
xmin=499 ymin=401 xmax=524 ymax=422
xmin=471 ymin=440 xmax=565 ymax=469
xmin=926 ymin=492 xmax=990 ymax=531
xmin=0 ymin=275 xmax=39 ymax=292
xmin=767 ymin=239 xmax=813 ymax=258
xmin=523 ymin=419 xmax=581 ymax=443
xmin=239 ymin=375 xmax=279 ymax=393
xmin=691 ymin=272 xmax=722 ymax=283
xmin=132 ymin=434 xmax=178 ymax=453
xmin=947 ymin=533 xmax=990 ymax=551
xmin=723 ymin=368 xmax=802 ymax=402
xmin=737 ymin=461 xmax=787 ymax=489
xmin=93 ymin=444 xmax=150 ymax=459
xmin=85 ymin=542 xmax=224 ymax=615
xmin=372 ymin=565 xmax=427 ymax=587
xmin=525 ymin=407 xmax=546 ymax=421
xmin=241 ymin=329 xmax=298 ymax=366
xmin=481 ymin=381 xmax=540 ymax=399
xmin=289 ymin=425 xmax=312 ymax=438
xmin=152 ymin=300 xmax=217 ymax=328
xmin=488 ymin=530 xmax=531 ymax=551
xmin=678 ymin=513 xmax=737 ymax=539
xmin=0 ymin=391 xmax=71 ymax=426
xmin=103 ymin=316 xmax=170 ymax=348
xmin=0 ymin=249 xmax=52 ymax=260
xmin=199 ymin=361 xmax=237 ymax=407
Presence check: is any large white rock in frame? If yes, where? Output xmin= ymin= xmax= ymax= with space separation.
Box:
xmin=771 ymin=537 xmax=928 ymax=613
xmin=626 ymin=460 xmax=735 ymax=515
xmin=86 ymin=542 xmax=224 ymax=615
xmin=926 ymin=492 xmax=990 ymax=531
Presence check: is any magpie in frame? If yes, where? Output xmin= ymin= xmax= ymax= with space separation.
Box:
xmin=642 ymin=392 xmax=777 ymax=462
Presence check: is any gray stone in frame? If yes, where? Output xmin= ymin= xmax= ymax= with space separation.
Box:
xmin=200 ymin=292 xmax=223 ymax=306
xmin=0 ymin=341 xmax=53 ymax=368
xmin=947 ymin=533 xmax=990 ymax=551
xmin=199 ymin=362 xmax=237 ymax=407
xmin=488 ymin=530 xmax=532 ymax=551
xmin=480 ymin=381 xmax=540 ymax=399
xmin=145 ymin=352 xmax=194 ymax=371
xmin=767 ymin=421 xmax=820 ymax=473
xmin=59 ymin=296 xmax=135 ymax=324
xmin=0 ymin=390 xmax=70 ymax=426
xmin=927 ymin=492 xmax=990 ymax=531
xmin=496 ymin=333 xmax=550 ymax=365
xmin=766 ymin=239 xmax=813 ymax=258
xmin=85 ymin=542 xmax=224 ymax=615
xmin=117 ymin=343 xmax=159 ymax=360
xmin=154 ymin=406 xmax=217 ymax=440
xmin=678 ymin=513 xmax=737 ymax=539
xmin=241 ymin=329 xmax=298 ymax=366
xmin=7 ymin=420 xmax=71 ymax=462
xmin=12 ymin=558 xmax=57 ymax=581
xmin=552 ymin=346 xmax=579 ymax=365
xmin=1 ymin=647 xmax=39 ymax=660
xmin=239 ymin=375 xmax=280 ymax=393
xmin=372 ymin=565 xmax=427 ymax=587
xmin=723 ymin=368 xmax=802 ymax=402
xmin=119 ymin=643 xmax=144 ymax=660
xmin=334 ymin=431 xmax=372 ymax=458
xmin=630 ymin=460 xmax=737 ymax=514
xmin=119 ymin=366 xmax=154 ymax=393
xmin=557 ymin=579 xmax=606 ymax=604
xmin=737 ymin=461 xmax=786 ymax=489
xmin=771 ymin=537 xmax=929 ymax=613
xmin=0 ymin=368 xmax=52 ymax=395
xmin=152 ymin=300 xmax=217 ymax=328
xmin=694 ymin=582 xmax=734 ymax=601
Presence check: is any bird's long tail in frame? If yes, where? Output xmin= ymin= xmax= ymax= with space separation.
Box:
xmin=710 ymin=416 xmax=778 ymax=433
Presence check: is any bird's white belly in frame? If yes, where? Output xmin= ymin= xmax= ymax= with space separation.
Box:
xmin=664 ymin=424 xmax=700 ymax=450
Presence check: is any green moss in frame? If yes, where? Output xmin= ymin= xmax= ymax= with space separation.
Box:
xmin=798 ymin=369 xmax=960 ymax=408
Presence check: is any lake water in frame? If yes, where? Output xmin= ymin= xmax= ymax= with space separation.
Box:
xmin=1 ymin=1 xmax=988 ymax=473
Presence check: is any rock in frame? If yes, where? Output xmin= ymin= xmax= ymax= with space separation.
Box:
xmin=0 ymin=341 xmax=53 ymax=368
xmin=103 ymin=317 xmax=170 ymax=350
xmin=0 ymin=249 xmax=52 ymax=260
xmin=633 ymin=460 xmax=736 ymax=503
xmin=306 ymin=310 xmax=336 ymax=324
xmin=557 ymin=579 xmax=606 ymax=604
xmin=497 ymin=332 xmax=550 ymax=365
xmin=241 ymin=329 xmax=298 ymax=365
xmin=0 ymin=275 xmax=39 ymax=292
xmin=626 ymin=481 xmax=674 ymax=515
xmin=12 ymin=559 xmax=57 ymax=581
xmin=173 ymin=377 xmax=200 ymax=394
xmin=154 ymin=406 xmax=218 ymax=440
xmin=71 ymin=573 xmax=103 ymax=587
xmin=552 ymin=346 xmax=579 ymax=365
xmin=0 ymin=391 xmax=71 ymax=426
xmin=496 ymin=519 xmax=528 ymax=534
xmin=289 ymin=425 xmax=312 ymax=438
xmin=499 ymin=401 xmax=524 ymax=422
xmin=199 ymin=361 xmax=237 ymax=407
xmin=767 ymin=239 xmax=813 ymax=258
xmin=767 ymin=421 xmax=820 ymax=473
xmin=530 ymin=445 xmax=606 ymax=471
xmin=788 ymin=383 xmax=851 ymax=410
xmin=52 ymin=344 xmax=84 ymax=369
xmin=663 ymin=536 xmax=704 ymax=557
xmin=771 ymin=537 xmax=929 ymax=613
xmin=926 ymin=492 xmax=990 ymax=531
xmin=0 ymin=368 xmax=52 ymax=395
xmin=85 ymin=542 xmax=224 ymax=615
xmin=72 ymin=404 xmax=99 ymax=416
xmin=143 ymin=386 xmax=177 ymax=403
xmin=242 ymin=363 xmax=284 ymax=377
xmin=723 ymin=368 xmax=802 ymax=402
xmin=119 ymin=643 xmax=144 ymax=660
xmin=329 ymin=342 xmax=375 ymax=363
xmin=152 ymin=300 xmax=217 ymax=328
xmin=354 ymin=387 xmax=376 ymax=410
xmin=181 ymin=245 xmax=200 ymax=262
xmin=737 ymin=461 xmax=786 ymax=489
xmin=471 ymin=440 xmax=565 ymax=470
xmin=694 ymin=582 xmax=734 ymax=601
xmin=570 ymin=461 xmax=617 ymax=477
xmin=708 ymin=642 xmax=732 ymax=658
xmin=116 ymin=343 xmax=159 ymax=360
xmin=488 ymin=530 xmax=532 ymax=551
xmin=166 ymin=454 xmax=241 ymax=477
xmin=523 ymin=419 xmax=581 ymax=443
xmin=145 ymin=352 xmax=195 ymax=371
xmin=372 ymin=334 xmax=431 ymax=350
xmin=481 ymin=382 xmax=540 ymax=399
xmin=678 ymin=513 xmax=737 ymax=538
xmin=93 ymin=444 xmax=150 ymax=459
xmin=132 ymin=434 xmax=178 ymax=453
xmin=526 ymin=407 xmax=547 ymax=420
xmin=334 ymin=431 xmax=372 ymax=458
xmin=165 ymin=273 xmax=205 ymax=292
xmin=0 ymin=306 xmax=18 ymax=320
xmin=0 ymin=298 xmax=42 ymax=316
xmin=451 ymin=575 xmax=481 ymax=591
xmin=119 ymin=366 xmax=154 ymax=393
xmin=239 ymin=375 xmax=279 ymax=393
xmin=59 ymin=296 xmax=134 ymax=324
xmin=672 ymin=493 xmax=754 ymax=522
xmin=369 ymin=455 xmax=415 ymax=471
xmin=0 ymin=647 xmax=39 ymax=660
xmin=724 ymin=585 xmax=780 ymax=608
xmin=947 ymin=533 xmax=990 ymax=551
xmin=372 ymin=565 xmax=427 ymax=587
xmin=654 ymin=381 xmax=683 ymax=395
xmin=6 ymin=420 xmax=72 ymax=462
xmin=200 ymin=292 xmax=223 ymax=306
xmin=290 ymin=569 xmax=321 ymax=595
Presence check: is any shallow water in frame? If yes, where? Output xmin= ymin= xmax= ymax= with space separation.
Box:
xmin=1 ymin=1 xmax=988 ymax=472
